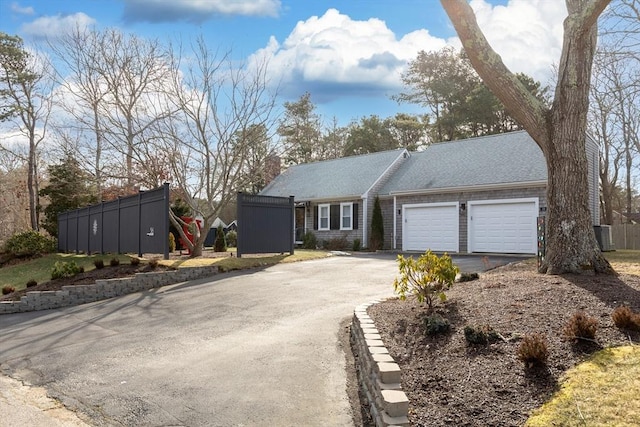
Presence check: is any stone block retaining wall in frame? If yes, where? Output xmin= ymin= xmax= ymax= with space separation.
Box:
xmin=351 ymin=301 xmax=410 ymax=427
xmin=0 ymin=267 xmax=218 ymax=314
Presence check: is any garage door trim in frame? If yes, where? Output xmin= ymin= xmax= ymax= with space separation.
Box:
xmin=467 ymin=197 xmax=538 ymax=254
xmin=402 ymin=202 xmax=459 ymax=253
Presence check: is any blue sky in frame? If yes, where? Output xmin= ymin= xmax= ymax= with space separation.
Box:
xmin=0 ymin=0 xmax=567 ymax=125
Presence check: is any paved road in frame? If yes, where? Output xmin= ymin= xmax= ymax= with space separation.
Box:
xmin=1 ymin=255 xmax=400 ymax=426
xmin=0 ymin=253 xmax=522 ymax=426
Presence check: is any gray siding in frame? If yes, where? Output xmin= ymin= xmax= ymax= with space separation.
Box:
xmin=586 ymin=135 xmax=600 ymax=225
xmin=306 ymin=199 xmax=364 ymax=248
xmin=384 ymin=186 xmax=546 ymax=253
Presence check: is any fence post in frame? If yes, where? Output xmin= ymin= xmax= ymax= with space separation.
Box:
xmin=289 ymin=195 xmax=295 ymax=256
xmin=163 ymin=182 xmax=170 ymax=260
xmin=237 ymin=192 xmax=243 ymax=258
xmin=137 ymin=191 xmax=143 ymax=258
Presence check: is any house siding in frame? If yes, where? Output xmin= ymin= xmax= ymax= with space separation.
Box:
xmin=384 ymin=186 xmax=547 ymax=253
xmin=586 ymin=136 xmax=600 ymax=226
xmin=306 ymin=199 xmax=364 ymax=248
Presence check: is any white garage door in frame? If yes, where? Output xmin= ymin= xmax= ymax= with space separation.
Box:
xmin=403 ymin=203 xmax=459 ymax=252
xmin=468 ymin=199 xmax=537 ymax=254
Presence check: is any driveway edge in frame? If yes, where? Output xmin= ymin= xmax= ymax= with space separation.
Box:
xmin=0 ymin=267 xmax=218 ymax=314
xmin=351 ymin=301 xmax=410 ymax=427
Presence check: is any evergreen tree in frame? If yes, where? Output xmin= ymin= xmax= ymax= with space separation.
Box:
xmin=39 ymin=155 xmax=97 ymax=237
xmin=370 ymin=196 xmax=384 ymax=250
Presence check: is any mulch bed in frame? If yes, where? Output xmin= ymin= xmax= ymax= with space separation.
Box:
xmin=367 ymin=261 xmax=640 ymax=426
xmin=0 ymin=263 xmax=172 ymax=302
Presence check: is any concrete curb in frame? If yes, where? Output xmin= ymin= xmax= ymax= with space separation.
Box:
xmin=351 ymin=301 xmax=410 ymax=427
xmin=0 ymin=267 xmax=219 ymax=314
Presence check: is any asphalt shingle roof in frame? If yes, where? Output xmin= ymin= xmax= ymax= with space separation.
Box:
xmin=260 ymin=149 xmax=406 ymax=201
xmin=379 ymin=131 xmax=547 ymax=194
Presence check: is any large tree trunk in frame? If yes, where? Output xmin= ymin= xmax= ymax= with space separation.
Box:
xmin=441 ymin=0 xmax=613 ymax=275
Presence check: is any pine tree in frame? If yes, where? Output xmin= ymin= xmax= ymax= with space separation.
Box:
xmin=370 ymin=196 xmax=384 ymax=250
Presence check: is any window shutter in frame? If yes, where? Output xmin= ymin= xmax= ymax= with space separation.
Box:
xmin=313 ymin=205 xmax=318 ymax=230
xmin=353 ymin=203 xmax=359 ymax=230
xmin=330 ymin=204 xmax=340 ymax=230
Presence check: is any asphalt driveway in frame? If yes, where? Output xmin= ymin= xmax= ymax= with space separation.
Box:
xmin=0 ymin=253 xmax=524 ymax=426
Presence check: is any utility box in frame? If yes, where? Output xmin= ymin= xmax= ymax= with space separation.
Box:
xmin=594 ymin=225 xmax=615 ymax=252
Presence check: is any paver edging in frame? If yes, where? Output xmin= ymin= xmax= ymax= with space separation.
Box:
xmin=0 ymin=266 xmax=219 ymax=314
xmin=351 ymin=301 xmax=410 ymax=427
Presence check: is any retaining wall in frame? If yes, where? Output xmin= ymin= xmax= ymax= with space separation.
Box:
xmin=351 ymin=301 xmax=410 ymax=427
xmin=0 ymin=267 xmax=218 ymax=314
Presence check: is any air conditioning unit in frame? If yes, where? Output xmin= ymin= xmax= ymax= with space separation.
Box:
xmin=594 ymin=225 xmax=614 ymax=252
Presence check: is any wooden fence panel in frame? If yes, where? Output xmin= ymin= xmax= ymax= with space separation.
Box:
xmin=611 ymin=224 xmax=640 ymax=250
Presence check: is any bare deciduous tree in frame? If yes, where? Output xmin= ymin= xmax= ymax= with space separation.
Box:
xmin=440 ymin=0 xmax=613 ymax=274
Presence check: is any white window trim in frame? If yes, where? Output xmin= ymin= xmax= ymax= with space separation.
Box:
xmin=318 ymin=203 xmax=330 ymax=231
xmin=340 ymin=202 xmax=353 ymax=230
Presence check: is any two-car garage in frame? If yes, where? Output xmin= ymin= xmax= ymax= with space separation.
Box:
xmin=402 ymin=198 xmax=538 ymax=254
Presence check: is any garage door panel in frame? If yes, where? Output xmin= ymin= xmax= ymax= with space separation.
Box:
xmin=403 ymin=204 xmax=458 ymax=252
xmin=469 ymin=200 xmax=536 ymax=254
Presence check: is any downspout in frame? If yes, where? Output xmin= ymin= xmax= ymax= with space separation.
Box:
xmin=362 ymin=195 xmax=368 ymax=246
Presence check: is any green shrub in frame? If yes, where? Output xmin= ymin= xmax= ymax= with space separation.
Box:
xmin=110 ymin=257 xmax=120 ymax=267
xmin=563 ymin=311 xmax=598 ymax=342
xmin=51 ymin=261 xmax=83 ymax=280
xmin=169 ymin=232 xmax=176 ymax=252
xmin=26 ymin=279 xmax=38 ymax=288
xmin=225 ymin=230 xmax=237 ymax=248
xmin=393 ymin=250 xmax=459 ymax=310
xmin=352 ymin=239 xmax=361 ymax=252
xmin=130 ymin=257 xmax=140 ymax=266
xmin=464 ymin=325 xmax=500 ymax=345
xmin=302 ymin=231 xmax=317 ymax=249
xmin=94 ymin=259 xmax=105 ymax=269
xmin=214 ymin=225 xmax=227 ymax=252
xmin=612 ymin=306 xmax=640 ymax=331
xmin=424 ymin=314 xmax=451 ymax=336
xmin=518 ymin=333 xmax=549 ymax=368
xmin=2 ymin=285 xmax=16 ymax=295
xmin=4 ymin=230 xmax=56 ymax=257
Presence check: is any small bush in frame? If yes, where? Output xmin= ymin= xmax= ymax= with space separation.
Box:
xmin=214 ymin=225 xmax=227 ymax=252
xmin=393 ymin=250 xmax=459 ymax=310
xmin=324 ymin=237 xmax=348 ymax=251
xmin=169 ymin=232 xmax=176 ymax=252
xmin=225 ymin=230 xmax=237 ymax=248
xmin=110 ymin=257 xmax=120 ymax=267
xmin=4 ymin=230 xmax=56 ymax=257
xmin=464 ymin=325 xmax=499 ymax=345
xmin=518 ymin=333 xmax=549 ymax=367
xmin=424 ymin=314 xmax=451 ymax=336
xmin=612 ymin=306 xmax=640 ymax=331
xmin=352 ymin=239 xmax=361 ymax=252
xmin=26 ymin=279 xmax=38 ymax=288
xmin=563 ymin=311 xmax=598 ymax=342
xmin=2 ymin=285 xmax=16 ymax=295
xmin=130 ymin=257 xmax=140 ymax=266
xmin=94 ymin=259 xmax=105 ymax=269
xmin=302 ymin=231 xmax=317 ymax=249
xmin=51 ymin=261 xmax=83 ymax=280
xmin=148 ymin=259 xmax=158 ymax=269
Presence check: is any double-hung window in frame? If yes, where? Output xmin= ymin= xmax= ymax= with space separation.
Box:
xmin=340 ymin=202 xmax=353 ymax=230
xmin=318 ymin=204 xmax=330 ymax=230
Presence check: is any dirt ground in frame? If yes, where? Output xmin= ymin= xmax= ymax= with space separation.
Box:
xmin=366 ymin=261 xmax=640 ymax=426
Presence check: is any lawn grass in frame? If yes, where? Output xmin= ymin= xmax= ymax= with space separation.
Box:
xmin=159 ymin=249 xmax=329 ymax=270
xmin=605 ymin=250 xmax=640 ymax=275
xmin=526 ymin=345 xmax=640 ymax=426
xmin=0 ymin=253 xmax=134 ymax=291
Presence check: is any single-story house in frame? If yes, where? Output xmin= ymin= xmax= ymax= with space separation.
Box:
xmin=260 ymin=131 xmax=600 ymax=255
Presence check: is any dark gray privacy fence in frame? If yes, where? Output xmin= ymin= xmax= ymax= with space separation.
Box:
xmin=58 ymin=183 xmax=170 ymax=259
xmin=237 ymin=192 xmax=294 ymax=258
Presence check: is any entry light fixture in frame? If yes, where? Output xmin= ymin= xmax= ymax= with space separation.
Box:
xmin=460 ymin=203 xmax=466 ymax=214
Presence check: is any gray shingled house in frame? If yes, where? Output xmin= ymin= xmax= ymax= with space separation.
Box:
xmin=260 ymin=131 xmax=600 ymax=254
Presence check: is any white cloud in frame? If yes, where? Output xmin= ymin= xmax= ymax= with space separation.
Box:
xmin=20 ymin=13 xmax=96 ymax=40
xmin=251 ymin=3 xmax=566 ymax=104
xmin=250 ymin=8 xmax=448 ymax=101
xmin=10 ymin=2 xmax=34 ymax=15
xmin=469 ymin=0 xmax=565 ymax=85
xmin=122 ymin=0 xmax=281 ymax=23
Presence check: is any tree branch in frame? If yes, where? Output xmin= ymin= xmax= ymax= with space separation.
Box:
xmin=440 ymin=0 xmax=550 ymax=150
